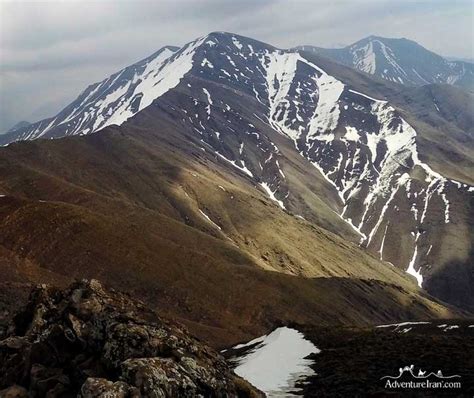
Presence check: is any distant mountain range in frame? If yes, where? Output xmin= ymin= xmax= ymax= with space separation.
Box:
xmin=5 ymin=120 xmax=31 ymax=133
xmin=0 ymin=32 xmax=472 ymax=354
xmin=297 ymin=36 xmax=474 ymax=92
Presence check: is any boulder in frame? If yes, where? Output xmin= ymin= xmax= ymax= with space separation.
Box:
xmin=0 ymin=280 xmax=262 ymax=397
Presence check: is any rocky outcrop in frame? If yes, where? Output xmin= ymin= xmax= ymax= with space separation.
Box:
xmin=0 ymin=280 xmax=262 ymax=397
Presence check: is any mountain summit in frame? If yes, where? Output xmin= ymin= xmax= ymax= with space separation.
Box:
xmin=298 ymin=36 xmax=474 ymax=92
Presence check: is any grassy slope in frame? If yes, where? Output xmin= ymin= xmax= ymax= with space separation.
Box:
xmin=0 ymin=114 xmax=465 ymax=347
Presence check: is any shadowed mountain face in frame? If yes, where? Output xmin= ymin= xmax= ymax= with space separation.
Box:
xmin=0 ymin=32 xmax=473 ymax=341
xmin=298 ymin=36 xmax=474 ymax=93
xmin=295 ymin=320 xmax=474 ymax=396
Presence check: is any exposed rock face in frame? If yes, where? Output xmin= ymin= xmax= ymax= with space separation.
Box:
xmin=0 ymin=280 xmax=261 ymax=397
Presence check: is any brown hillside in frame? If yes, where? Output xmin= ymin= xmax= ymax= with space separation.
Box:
xmin=0 ymin=114 xmax=466 ymax=347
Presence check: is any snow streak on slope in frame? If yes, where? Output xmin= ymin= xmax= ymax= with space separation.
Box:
xmin=101 ymin=38 xmax=204 ymax=129
xmin=352 ymin=40 xmax=376 ymax=74
xmin=306 ymin=67 xmax=344 ymax=142
xmin=199 ymin=209 xmax=222 ymax=230
xmin=232 ymin=327 xmax=319 ymax=397
xmin=3 ymin=37 xmax=206 ymax=143
xmin=2 ymin=47 xmax=174 ymax=142
xmin=260 ymin=182 xmax=286 ymax=210
xmin=350 ymin=39 xmax=408 ymax=82
xmin=261 ymin=52 xmax=318 ymax=141
xmin=254 ymin=48 xmax=473 ymax=286
xmin=263 ymin=52 xmax=302 ymax=140
xmin=406 ymin=232 xmax=423 ymax=287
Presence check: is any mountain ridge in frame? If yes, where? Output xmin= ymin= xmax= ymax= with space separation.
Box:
xmin=1 ymin=31 xmax=473 ymax=313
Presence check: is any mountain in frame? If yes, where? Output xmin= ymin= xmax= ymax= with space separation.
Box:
xmin=298 ymin=36 xmax=474 ymax=92
xmin=0 ymin=31 xmax=472 ymax=345
xmin=0 ymin=46 xmax=180 ymax=145
xmin=4 ymin=120 xmax=31 ymax=134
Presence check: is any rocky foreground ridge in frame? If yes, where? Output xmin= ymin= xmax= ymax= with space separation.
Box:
xmin=0 ymin=280 xmax=261 ymax=397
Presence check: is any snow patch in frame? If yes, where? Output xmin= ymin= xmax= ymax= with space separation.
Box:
xmin=233 ymin=327 xmax=319 ymax=397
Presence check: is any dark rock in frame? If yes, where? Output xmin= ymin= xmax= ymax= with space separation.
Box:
xmin=0 ymin=279 xmax=263 ymax=397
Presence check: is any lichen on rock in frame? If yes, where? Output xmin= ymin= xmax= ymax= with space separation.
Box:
xmin=0 ymin=279 xmax=262 ymax=397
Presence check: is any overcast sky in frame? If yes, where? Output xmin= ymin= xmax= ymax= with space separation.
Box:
xmin=1 ymin=0 xmax=473 ymax=132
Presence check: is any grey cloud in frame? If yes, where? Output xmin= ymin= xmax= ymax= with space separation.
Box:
xmin=0 ymin=0 xmax=472 ymax=132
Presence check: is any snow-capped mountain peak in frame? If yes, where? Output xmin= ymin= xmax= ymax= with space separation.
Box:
xmin=1 ymin=32 xmax=472 ymax=302
xmin=297 ymin=36 xmax=474 ymax=92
